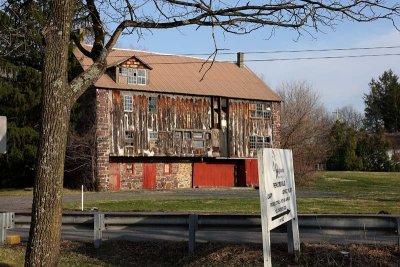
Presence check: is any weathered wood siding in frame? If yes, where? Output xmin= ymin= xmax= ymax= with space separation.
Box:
xmin=229 ymin=99 xmax=275 ymax=157
xmin=110 ymin=91 xmax=212 ymax=157
xmin=108 ymin=90 xmax=279 ymax=158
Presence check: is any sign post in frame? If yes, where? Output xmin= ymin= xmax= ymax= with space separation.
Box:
xmin=0 ymin=116 xmax=6 ymax=154
xmin=257 ymin=148 xmax=300 ymax=267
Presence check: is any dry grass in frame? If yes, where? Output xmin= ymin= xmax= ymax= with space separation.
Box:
xmin=0 ymin=241 xmax=399 ymax=267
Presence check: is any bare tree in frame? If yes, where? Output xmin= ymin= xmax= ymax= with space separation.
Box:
xmin=278 ymin=81 xmax=331 ymax=184
xmin=336 ymin=105 xmax=364 ymax=130
xmin=0 ymin=0 xmax=399 ymax=266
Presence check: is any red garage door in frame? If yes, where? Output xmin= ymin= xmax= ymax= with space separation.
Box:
xmin=245 ymin=159 xmax=259 ymax=186
xmin=193 ymin=163 xmax=234 ymax=187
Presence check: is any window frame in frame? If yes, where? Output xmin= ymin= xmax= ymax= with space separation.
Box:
xmin=123 ymin=95 xmax=133 ymax=112
xmin=250 ymin=102 xmax=272 ymax=119
xmin=148 ymin=96 xmax=158 ymax=113
xmin=120 ymin=67 xmax=147 ymax=85
xmin=250 ymin=134 xmax=271 ymax=149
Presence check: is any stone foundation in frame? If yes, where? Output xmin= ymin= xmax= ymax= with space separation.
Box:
xmin=107 ymin=162 xmax=192 ymax=190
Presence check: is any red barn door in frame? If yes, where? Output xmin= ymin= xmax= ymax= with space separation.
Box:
xmin=109 ymin=163 xmax=121 ymax=191
xmin=143 ymin=163 xmax=157 ymax=189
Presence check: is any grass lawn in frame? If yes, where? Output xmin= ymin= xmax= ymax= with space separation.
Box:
xmin=64 ymin=171 xmax=400 ymax=214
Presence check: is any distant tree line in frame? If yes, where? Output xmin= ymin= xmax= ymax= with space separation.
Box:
xmin=279 ymin=70 xmax=400 ymax=184
xmin=326 ymin=70 xmax=400 ymax=172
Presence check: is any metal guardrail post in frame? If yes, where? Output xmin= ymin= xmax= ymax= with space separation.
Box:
xmin=0 ymin=213 xmax=6 ymax=245
xmin=6 ymin=212 xmax=15 ymax=229
xmin=188 ymin=214 xmax=198 ymax=254
xmin=94 ymin=213 xmax=105 ymax=249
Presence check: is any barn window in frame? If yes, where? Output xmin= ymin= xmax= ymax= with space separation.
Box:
xmin=120 ymin=68 xmax=147 ymax=85
xmin=127 ymin=68 xmax=137 ymax=84
xmin=149 ymin=131 xmax=158 ymax=141
xmin=124 ymin=95 xmax=133 ymax=112
xmin=250 ymin=103 xmax=272 ymax=119
xmin=125 ymin=131 xmax=134 ymax=145
xmin=148 ymin=97 xmax=157 ymax=113
xmin=250 ymin=135 xmax=271 ymax=149
xmin=137 ymin=69 xmax=146 ymax=85
xmin=193 ymin=132 xmax=203 ymax=139
xmin=125 ymin=164 xmax=134 ymax=174
xmin=164 ymin=163 xmax=172 ymax=174
xmin=174 ymin=131 xmax=182 ymax=138
xmin=193 ymin=140 xmax=205 ymax=148
xmin=120 ymin=67 xmax=127 ymax=76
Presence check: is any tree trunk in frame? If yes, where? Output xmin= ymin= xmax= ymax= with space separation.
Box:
xmin=25 ymin=0 xmax=75 ymax=266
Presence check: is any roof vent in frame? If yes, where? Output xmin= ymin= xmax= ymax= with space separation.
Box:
xmin=237 ymin=52 xmax=244 ymax=68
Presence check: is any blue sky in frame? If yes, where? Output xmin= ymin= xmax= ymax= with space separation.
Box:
xmin=116 ymin=19 xmax=400 ymax=113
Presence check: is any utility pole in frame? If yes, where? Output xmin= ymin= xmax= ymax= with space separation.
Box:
xmin=333 ymin=109 xmax=339 ymax=121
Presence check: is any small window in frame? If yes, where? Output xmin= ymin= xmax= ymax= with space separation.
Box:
xmin=164 ymin=163 xmax=172 ymax=174
xmin=119 ymin=68 xmax=127 ymax=76
xmin=250 ymin=136 xmax=256 ymax=149
xmin=193 ymin=132 xmax=203 ymax=139
xmin=265 ymin=136 xmax=271 ymax=143
xmin=125 ymin=131 xmax=134 ymax=145
xmin=174 ymin=131 xmax=182 ymax=138
xmin=125 ymin=131 xmax=134 ymax=139
xmin=126 ymin=164 xmax=134 ymax=174
xmin=148 ymin=97 xmax=157 ymax=113
xmin=193 ymin=140 xmax=205 ymax=148
xmin=250 ymin=135 xmax=271 ymax=149
xmin=250 ymin=103 xmax=272 ymax=119
xmin=183 ymin=132 xmax=191 ymax=139
xmin=263 ymin=110 xmax=271 ymax=119
xmin=121 ymin=68 xmax=147 ymax=85
xmin=124 ymin=95 xmax=133 ymax=112
xmin=137 ymin=69 xmax=146 ymax=85
xmin=149 ymin=131 xmax=158 ymax=141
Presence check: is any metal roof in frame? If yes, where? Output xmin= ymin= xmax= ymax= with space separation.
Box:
xmin=73 ymin=45 xmax=281 ymax=101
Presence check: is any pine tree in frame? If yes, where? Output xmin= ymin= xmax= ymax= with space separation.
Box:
xmin=364 ymin=70 xmax=400 ymax=133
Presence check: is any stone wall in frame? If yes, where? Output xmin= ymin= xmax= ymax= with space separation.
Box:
xmin=156 ymin=163 xmax=192 ymax=189
xmin=96 ymin=89 xmax=111 ymax=190
xmin=115 ymin=162 xmax=144 ymax=190
xmin=108 ymin=162 xmax=193 ymax=190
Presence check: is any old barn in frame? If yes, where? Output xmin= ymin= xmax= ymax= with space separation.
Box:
xmin=74 ymin=46 xmax=281 ymax=191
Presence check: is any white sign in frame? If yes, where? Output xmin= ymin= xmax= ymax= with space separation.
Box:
xmin=0 ymin=116 xmax=6 ymax=154
xmin=259 ymin=148 xmax=297 ymax=230
xmin=258 ymin=148 xmax=300 ymax=267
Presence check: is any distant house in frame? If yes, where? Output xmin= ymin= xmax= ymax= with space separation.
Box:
xmin=73 ymin=46 xmax=281 ymax=191
xmin=385 ymin=133 xmax=400 ymax=161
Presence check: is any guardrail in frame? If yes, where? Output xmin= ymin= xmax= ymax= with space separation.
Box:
xmin=1 ymin=212 xmax=399 ymax=253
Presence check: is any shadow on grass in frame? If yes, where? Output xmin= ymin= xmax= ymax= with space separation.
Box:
xmin=66 ymin=240 xmax=400 ymax=267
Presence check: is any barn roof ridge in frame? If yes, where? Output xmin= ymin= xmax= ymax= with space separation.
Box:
xmin=73 ymin=45 xmax=281 ymax=102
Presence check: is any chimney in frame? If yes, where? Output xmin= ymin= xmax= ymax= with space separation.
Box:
xmin=237 ymin=52 xmax=244 ymax=68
